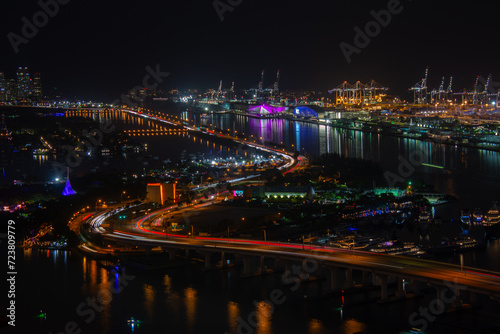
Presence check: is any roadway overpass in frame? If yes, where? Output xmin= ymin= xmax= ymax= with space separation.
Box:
xmin=83 ymin=205 xmax=500 ymax=306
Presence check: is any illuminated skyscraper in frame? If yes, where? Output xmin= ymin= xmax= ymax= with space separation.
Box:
xmin=16 ymin=67 xmax=32 ymax=100
xmin=33 ymin=72 xmax=42 ymax=100
xmin=6 ymin=79 xmax=17 ymax=101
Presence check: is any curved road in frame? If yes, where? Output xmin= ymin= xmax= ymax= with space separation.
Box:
xmin=88 ymin=205 xmax=500 ymax=300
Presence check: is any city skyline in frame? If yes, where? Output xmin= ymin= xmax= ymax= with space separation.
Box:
xmin=1 ymin=64 xmax=498 ymax=107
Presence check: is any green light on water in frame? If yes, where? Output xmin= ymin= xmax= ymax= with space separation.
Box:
xmin=421 ymin=163 xmax=444 ymax=169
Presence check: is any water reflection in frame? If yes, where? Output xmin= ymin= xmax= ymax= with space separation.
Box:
xmin=227 ymin=301 xmax=240 ymax=334
xmin=184 ymin=287 xmax=198 ymax=334
xmin=308 ymin=318 xmax=325 ymax=334
xmin=254 ymin=301 xmax=273 ymax=334
xmin=340 ymin=319 xmax=367 ymax=334
xmin=82 ymin=256 xmax=87 ymax=281
xmin=163 ymin=274 xmax=172 ymax=294
xmin=164 ymin=275 xmax=181 ymax=319
xmin=143 ymin=284 xmax=156 ymax=321
xmin=33 ymin=154 xmax=49 ymax=166
xmin=90 ymin=260 xmax=97 ymax=285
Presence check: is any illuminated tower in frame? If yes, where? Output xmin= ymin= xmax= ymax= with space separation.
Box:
xmin=62 ymin=168 xmax=76 ymax=196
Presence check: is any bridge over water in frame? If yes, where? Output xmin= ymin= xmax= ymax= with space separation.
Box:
xmin=100 ymin=219 xmax=500 ymax=307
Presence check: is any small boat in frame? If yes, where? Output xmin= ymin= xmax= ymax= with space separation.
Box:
xmin=428 ymin=237 xmax=481 ymax=254
xmin=483 ymin=202 xmax=500 ymax=227
xmin=460 ymin=210 xmax=471 ymax=225
xmin=370 ymin=240 xmax=427 ymax=257
xmin=418 ymin=207 xmax=432 ymax=226
xmin=472 ymin=208 xmax=483 ymax=225
xmin=330 ymin=235 xmax=379 ymax=250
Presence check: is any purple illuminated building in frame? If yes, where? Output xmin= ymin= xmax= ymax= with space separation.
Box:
xmin=249 ymin=103 xmax=287 ymax=116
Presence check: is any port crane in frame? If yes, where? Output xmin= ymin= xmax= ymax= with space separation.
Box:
xmin=409 ymin=67 xmax=429 ymax=104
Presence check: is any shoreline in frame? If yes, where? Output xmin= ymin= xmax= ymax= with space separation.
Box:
xmin=176 ymin=104 xmax=500 ymax=153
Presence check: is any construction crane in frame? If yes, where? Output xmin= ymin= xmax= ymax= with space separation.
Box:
xmin=446 ymin=77 xmax=453 ymax=102
xmin=473 ymin=76 xmax=480 ymax=104
xmin=329 ymin=80 xmax=388 ymax=105
xmin=409 ymin=67 xmax=429 ymax=104
xmin=454 ymin=74 xmax=498 ymax=107
xmin=436 ymin=77 xmax=446 ymax=102
xmin=483 ymin=75 xmax=491 ymax=94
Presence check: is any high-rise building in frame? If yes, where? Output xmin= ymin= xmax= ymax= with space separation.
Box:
xmin=16 ymin=67 xmax=32 ymax=100
xmin=6 ymin=79 xmax=17 ymax=101
xmin=0 ymin=72 xmax=5 ymax=102
xmin=33 ymin=72 xmax=42 ymax=100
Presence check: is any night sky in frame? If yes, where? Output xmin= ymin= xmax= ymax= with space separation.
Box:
xmin=1 ymin=0 xmax=498 ymax=101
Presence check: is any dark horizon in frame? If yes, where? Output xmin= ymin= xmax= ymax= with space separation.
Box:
xmin=1 ymin=0 xmax=498 ymax=101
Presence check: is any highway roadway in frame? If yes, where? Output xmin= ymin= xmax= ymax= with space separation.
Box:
xmin=121 ymin=108 xmax=305 ymax=174
xmin=87 ymin=203 xmax=500 ymax=299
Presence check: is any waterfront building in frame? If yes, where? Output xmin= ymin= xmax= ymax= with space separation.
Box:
xmin=6 ymin=79 xmax=17 ymax=101
xmin=293 ymin=105 xmax=325 ymax=119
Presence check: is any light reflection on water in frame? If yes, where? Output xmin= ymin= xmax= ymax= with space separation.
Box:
xmin=254 ymin=301 xmax=273 ymax=334
xmin=143 ymin=284 xmax=156 ymax=323
xmin=339 ymin=319 xmax=367 ymax=334
xmin=227 ymin=301 xmax=240 ymax=334
xmin=19 ymin=248 xmax=500 ymax=333
xmin=184 ymin=287 xmax=198 ymax=334
xmin=164 ymin=273 xmax=181 ymax=321
xmin=308 ymin=318 xmax=326 ymax=334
